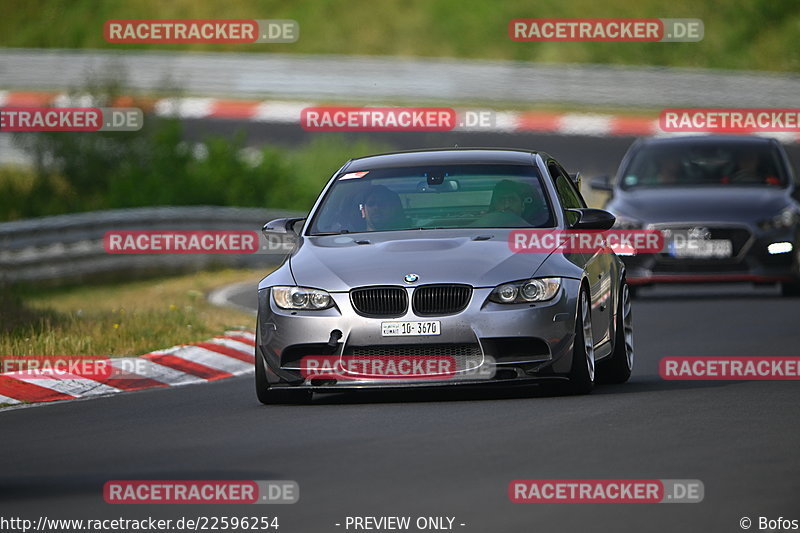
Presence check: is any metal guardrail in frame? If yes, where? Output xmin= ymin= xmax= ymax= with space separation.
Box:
xmin=0 ymin=206 xmax=303 ymax=283
xmin=2 ymin=48 xmax=800 ymax=108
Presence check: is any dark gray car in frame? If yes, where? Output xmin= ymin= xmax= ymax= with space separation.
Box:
xmin=256 ymin=148 xmax=633 ymax=403
xmin=591 ymin=136 xmax=800 ymax=296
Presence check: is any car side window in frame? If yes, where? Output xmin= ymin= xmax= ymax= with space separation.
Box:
xmin=549 ymin=162 xmax=584 ymax=226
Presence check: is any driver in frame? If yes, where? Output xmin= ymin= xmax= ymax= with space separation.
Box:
xmin=361 ymin=185 xmax=410 ymax=231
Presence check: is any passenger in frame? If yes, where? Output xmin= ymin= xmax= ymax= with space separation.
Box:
xmin=472 ymin=180 xmax=531 ymax=227
xmin=729 ymin=151 xmax=761 ymax=183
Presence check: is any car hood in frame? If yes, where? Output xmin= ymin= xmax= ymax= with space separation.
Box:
xmin=611 ymin=186 xmax=791 ymax=224
xmin=289 ymin=230 xmax=553 ymax=291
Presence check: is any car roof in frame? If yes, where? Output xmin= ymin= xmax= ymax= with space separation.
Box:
xmin=636 ymin=135 xmax=776 ymax=148
xmin=343 ymin=148 xmax=545 ymax=171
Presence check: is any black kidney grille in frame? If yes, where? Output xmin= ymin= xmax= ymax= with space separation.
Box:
xmin=412 ymin=284 xmax=472 ymax=316
xmin=350 ymin=287 xmax=408 ymax=317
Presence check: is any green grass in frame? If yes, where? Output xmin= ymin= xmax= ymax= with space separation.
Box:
xmin=0 ymin=126 xmax=392 ymax=221
xmin=1 ymin=0 xmax=798 ymax=72
xmin=0 ymin=269 xmax=264 ymax=358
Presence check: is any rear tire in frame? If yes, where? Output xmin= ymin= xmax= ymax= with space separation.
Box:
xmin=565 ymin=289 xmax=595 ymax=395
xmin=597 ymin=282 xmax=634 ymax=384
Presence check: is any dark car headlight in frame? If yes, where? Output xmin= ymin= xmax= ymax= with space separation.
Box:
xmin=759 ymin=207 xmax=798 ymax=231
xmin=272 ymin=286 xmax=334 ymax=310
xmin=489 ymin=278 xmax=561 ymax=304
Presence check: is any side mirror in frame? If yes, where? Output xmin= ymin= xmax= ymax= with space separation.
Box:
xmin=262 ymin=217 xmax=305 ymax=236
xmin=262 ymin=217 xmax=305 ymax=254
xmin=589 ymin=175 xmax=613 ymax=191
xmin=569 ymin=172 xmax=582 ymax=190
xmin=566 ymin=208 xmax=616 ymax=230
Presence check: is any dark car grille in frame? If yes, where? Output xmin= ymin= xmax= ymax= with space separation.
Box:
xmin=412 ymin=284 xmax=472 ymax=316
xmin=699 ymin=227 xmax=751 ymax=255
xmin=344 ymin=343 xmax=483 ymax=374
xmin=346 ymin=343 xmax=482 ymax=358
xmin=656 ymin=225 xmax=753 ymax=259
xmin=350 ymin=286 xmax=408 ymax=317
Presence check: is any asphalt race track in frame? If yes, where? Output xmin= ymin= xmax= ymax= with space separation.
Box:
xmin=178 ymin=117 xmax=800 ymax=183
xmin=1 ymin=128 xmax=799 ymax=533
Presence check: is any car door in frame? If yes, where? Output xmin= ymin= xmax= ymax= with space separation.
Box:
xmin=549 ymin=161 xmax=613 ymax=347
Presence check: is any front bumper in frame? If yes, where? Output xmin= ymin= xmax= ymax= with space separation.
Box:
xmin=256 ymin=279 xmax=582 ymax=390
xmin=624 ymin=225 xmax=799 ymax=286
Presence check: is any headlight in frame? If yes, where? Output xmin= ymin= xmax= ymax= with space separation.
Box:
xmin=489 ymin=278 xmax=561 ymax=304
xmin=759 ymin=206 xmax=798 ymax=230
xmin=611 ymin=214 xmax=644 ymax=230
xmin=272 ymin=286 xmax=334 ymax=310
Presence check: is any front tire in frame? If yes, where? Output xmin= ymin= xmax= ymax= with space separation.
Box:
xmin=255 ymin=352 xmax=312 ymax=405
xmin=780 ymin=280 xmax=800 ymax=297
xmin=597 ymin=282 xmax=634 ymax=384
xmin=565 ymin=289 xmax=595 ymax=395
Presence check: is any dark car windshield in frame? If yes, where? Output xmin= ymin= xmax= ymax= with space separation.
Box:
xmin=308 ymin=164 xmax=554 ymax=235
xmin=620 ymin=141 xmax=789 ymax=189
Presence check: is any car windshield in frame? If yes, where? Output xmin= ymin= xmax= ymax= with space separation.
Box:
xmin=620 ymin=141 xmax=789 ymax=189
xmin=308 ymin=164 xmax=554 ymax=235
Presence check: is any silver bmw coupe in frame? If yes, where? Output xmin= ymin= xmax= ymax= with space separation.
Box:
xmin=255 ymin=148 xmax=634 ymax=403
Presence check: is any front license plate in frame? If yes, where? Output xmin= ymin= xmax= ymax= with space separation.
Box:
xmin=381 ymin=321 xmax=441 ymax=336
xmin=669 ymin=239 xmax=733 ymax=259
